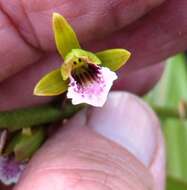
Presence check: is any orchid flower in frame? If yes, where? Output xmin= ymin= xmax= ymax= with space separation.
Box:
xmin=0 ymin=127 xmax=44 ymax=185
xmin=34 ymin=13 xmax=131 ymax=107
xmin=0 ymin=156 xmax=25 ymax=185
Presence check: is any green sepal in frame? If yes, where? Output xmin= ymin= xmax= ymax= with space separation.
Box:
xmin=4 ymin=128 xmax=45 ymax=161
xmin=53 ymin=13 xmax=81 ymax=58
xmin=96 ymin=49 xmax=131 ymax=71
xmin=34 ymin=69 xmax=68 ymax=96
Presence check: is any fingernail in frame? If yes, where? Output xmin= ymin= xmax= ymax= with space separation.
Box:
xmin=87 ymin=92 xmax=160 ymax=166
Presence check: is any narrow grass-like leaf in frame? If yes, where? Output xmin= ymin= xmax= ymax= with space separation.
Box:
xmin=96 ymin=49 xmax=131 ymax=71
xmin=146 ymin=54 xmax=187 ymax=181
xmin=167 ymin=176 xmax=187 ymax=190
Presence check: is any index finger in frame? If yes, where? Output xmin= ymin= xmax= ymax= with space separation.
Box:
xmin=0 ymin=0 xmax=164 ymax=81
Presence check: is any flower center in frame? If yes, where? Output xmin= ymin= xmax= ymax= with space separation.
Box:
xmin=71 ymin=62 xmax=102 ymax=87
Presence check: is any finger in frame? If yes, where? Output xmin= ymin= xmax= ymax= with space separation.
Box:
xmin=0 ymin=58 xmax=163 ymax=111
xmin=0 ymin=9 xmax=41 ymax=81
xmin=15 ymin=92 xmax=165 ymax=190
xmin=86 ymin=0 xmax=187 ymax=72
xmin=0 ymin=0 xmax=184 ymax=110
xmin=0 ymin=54 xmax=59 ymax=111
xmin=0 ymin=0 xmax=164 ymax=81
xmin=1 ymin=0 xmax=164 ymax=49
xmin=113 ymin=62 xmax=164 ymax=95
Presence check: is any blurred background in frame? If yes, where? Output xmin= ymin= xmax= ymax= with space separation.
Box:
xmin=145 ymin=53 xmax=187 ymax=190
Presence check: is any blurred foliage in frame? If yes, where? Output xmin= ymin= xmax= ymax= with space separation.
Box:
xmin=145 ymin=54 xmax=187 ymax=189
xmin=167 ymin=177 xmax=187 ymax=190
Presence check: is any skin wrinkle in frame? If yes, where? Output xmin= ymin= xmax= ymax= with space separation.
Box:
xmin=66 ymin=170 xmax=137 ymax=190
xmin=75 ymin=149 xmax=140 ymax=180
xmin=5 ymin=0 xmax=165 ymax=50
xmin=108 ymin=0 xmax=164 ymax=32
xmin=147 ymin=6 xmax=187 ymax=56
xmin=40 ymin=139 xmax=144 ymax=179
xmin=72 ymin=113 xmax=149 ymax=177
xmin=86 ymin=0 xmax=187 ymax=73
xmin=0 ymin=2 xmax=42 ymax=81
xmin=21 ymin=0 xmax=69 ymax=12
xmin=0 ymin=53 xmax=55 ymax=111
xmin=21 ymin=0 xmax=89 ymax=49
xmin=28 ymin=126 xmax=153 ymax=189
xmin=14 ymin=92 xmax=164 ymax=190
xmin=73 ymin=148 xmax=151 ymax=189
xmin=34 ymin=168 xmax=133 ymax=190
xmin=0 ymin=0 xmax=40 ymax=48
xmin=0 ymin=0 xmax=39 ymax=50
xmin=0 ymin=0 xmax=180 ymax=85
xmin=20 ymin=123 xmax=153 ymax=189
xmin=0 ymin=0 xmax=185 ymax=86
xmin=20 ymin=0 xmax=43 ymax=50
xmin=28 ymin=157 xmax=149 ymax=190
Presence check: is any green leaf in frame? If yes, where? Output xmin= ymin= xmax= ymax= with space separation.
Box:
xmin=4 ymin=128 xmax=45 ymax=161
xmin=145 ymin=54 xmax=187 ymax=181
xmin=34 ymin=69 xmax=68 ymax=96
xmin=96 ymin=49 xmax=131 ymax=71
xmin=167 ymin=176 xmax=187 ymax=190
xmin=53 ymin=13 xmax=81 ymax=58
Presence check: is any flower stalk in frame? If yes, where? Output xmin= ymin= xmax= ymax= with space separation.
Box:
xmin=1 ymin=103 xmax=186 ymax=134
xmin=0 ymin=103 xmax=85 ymax=132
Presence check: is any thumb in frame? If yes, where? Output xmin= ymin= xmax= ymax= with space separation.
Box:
xmin=14 ymin=92 xmax=165 ymax=190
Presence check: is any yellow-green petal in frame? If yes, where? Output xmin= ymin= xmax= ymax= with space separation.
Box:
xmin=34 ymin=69 xmax=68 ymax=96
xmin=96 ymin=49 xmax=131 ymax=71
xmin=53 ymin=13 xmax=81 ymax=58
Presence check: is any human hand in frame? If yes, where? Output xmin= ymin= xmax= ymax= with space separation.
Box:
xmin=12 ymin=92 xmax=165 ymax=190
xmin=0 ymin=0 xmax=186 ymax=189
xmin=0 ymin=0 xmax=186 ymax=110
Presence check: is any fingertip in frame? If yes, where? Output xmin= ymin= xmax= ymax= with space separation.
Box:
xmin=87 ymin=92 xmax=160 ymax=166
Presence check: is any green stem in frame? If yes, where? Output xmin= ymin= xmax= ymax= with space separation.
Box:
xmin=4 ymin=127 xmax=45 ymax=161
xmin=0 ymin=102 xmax=184 ymax=132
xmin=0 ymin=104 xmax=85 ymax=131
xmin=150 ymin=104 xmax=184 ymax=119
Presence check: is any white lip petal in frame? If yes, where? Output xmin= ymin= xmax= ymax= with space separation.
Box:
xmin=67 ymin=67 xmax=117 ymax=107
xmin=0 ymin=156 xmax=25 ymax=185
